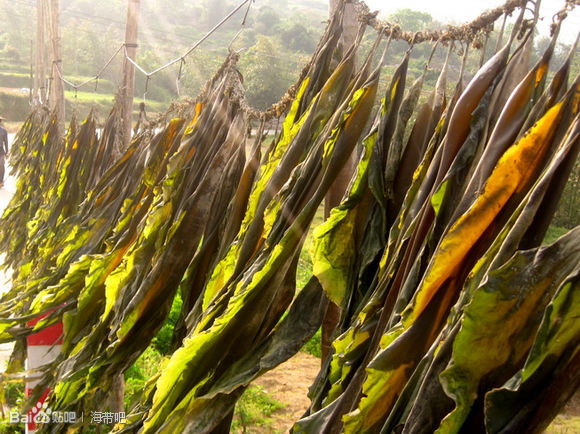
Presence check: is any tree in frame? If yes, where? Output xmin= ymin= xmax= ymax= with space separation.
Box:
xmin=204 ymin=0 xmax=226 ymax=28
xmin=240 ymin=35 xmax=290 ymax=109
xmin=389 ymin=8 xmax=433 ymax=31
xmin=255 ymin=6 xmax=281 ymax=36
xmin=279 ymin=22 xmax=316 ymax=52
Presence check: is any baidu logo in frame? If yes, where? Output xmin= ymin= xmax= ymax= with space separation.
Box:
xmin=10 ymin=401 xmax=78 ymax=425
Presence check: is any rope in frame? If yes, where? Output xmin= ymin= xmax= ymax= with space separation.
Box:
xmin=551 ymin=0 xmax=580 ymax=35
xmin=229 ymin=0 xmax=255 ymax=49
xmin=126 ymin=0 xmax=253 ymax=78
xmin=353 ymin=0 xmax=528 ymax=44
xmin=229 ymin=0 xmax=531 ymax=122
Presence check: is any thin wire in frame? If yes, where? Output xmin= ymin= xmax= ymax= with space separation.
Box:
xmin=229 ymin=0 xmax=255 ymax=48
xmin=45 ymin=0 xmax=544 ymax=125
xmin=176 ymin=58 xmax=185 ymax=98
xmin=52 ymin=44 xmax=124 ymax=90
xmin=123 ymin=45 xmax=149 ymax=76
xmin=354 ymin=0 xmax=528 ymax=44
xmin=137 ymin=0 xmax=255 ymax=100
xmin=45 ymin=0 xmax=533 ymax=96
xmin=131 ymin=0 xmax=253 ymax=77
xmin=51 ymin=0 xmax=253 ymax=94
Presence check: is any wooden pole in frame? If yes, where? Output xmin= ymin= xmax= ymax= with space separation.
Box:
xmin=329 ymin=0 xmax=358 ymax=50
xmin=35 ymin=0 xmax=46 ymax=105
xmin=46 ymin=0 xmax=65 ymax=122
xmin=121 ymin=0 xmax=141 ymax=147
xmin=105 ymin=0 xmax=142 ymax=410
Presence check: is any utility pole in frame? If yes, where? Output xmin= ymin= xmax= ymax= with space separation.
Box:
xmin=35 ymin=0 xmax=46 ymax=106
xmin=329 ymin=0 xmax=358 ymax=50
xmin=121 ymin=0 xmax=141 ymax=147
xmin=103 ymin=0 xmax=142 ymax=412
xmin=46 ymin=0 xmax=65 ymax=122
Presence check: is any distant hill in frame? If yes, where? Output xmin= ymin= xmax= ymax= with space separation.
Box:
xmin=0 ymin=0 xmax=330 ymax=121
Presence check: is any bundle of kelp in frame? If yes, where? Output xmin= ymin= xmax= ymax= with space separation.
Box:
xmin=0 ymin=107 xmax=128 ymax=339
xmin=0 ymin=53 xmax=255 ymax=421
xmin=122 ymin=26 xmax=388 ymax=434
xmin=293 ymin=6 xmax=580 ymax=434
xmin=124 ymin=2 xmax=580 ymax=432
xmin=30 ymin=6 xmax=370 ymax=431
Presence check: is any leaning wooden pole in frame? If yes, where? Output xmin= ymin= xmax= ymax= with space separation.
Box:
xmin=34 ymin=0 xmax=46 ymax=106
xmin=47 ymin=0 xmax=65 ymax=122
xmin=121 ymin=0 xmax=141 ymax=147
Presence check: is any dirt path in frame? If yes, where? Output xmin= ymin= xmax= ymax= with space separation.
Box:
xmin=546 ymin=391 xmax=580 ymax=433
xmin=249 ymin=351 xmax=579 ymax=433
xmin=251 ymin=352 xmax=320 ymax=433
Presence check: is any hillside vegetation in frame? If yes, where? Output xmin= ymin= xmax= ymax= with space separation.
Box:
xmin=2 ymin=1 xmax=577 ymax=122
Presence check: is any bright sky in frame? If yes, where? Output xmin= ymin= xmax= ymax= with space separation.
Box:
xmin=364 ymin=0 xmax=580 ymax=45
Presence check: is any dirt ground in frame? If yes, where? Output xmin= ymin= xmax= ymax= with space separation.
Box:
xmin=252 ymin=352 xmax=579 ymax=433
xmin=251 ymin=352 xmax=321 ymax=433
xmin=546 ymin=391 xmax=580 ymax=434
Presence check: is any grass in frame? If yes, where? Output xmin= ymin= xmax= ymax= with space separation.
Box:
xmin=121 ymin=200 xmax=326 ymax=416
xmin=232 ymin=385 xmax=286 ymax=433
xmin=0 ymin=85 xmax=166 ymax=123
xmin=123 ymin=199 xmax=324 ymax=411
xmin=151 ymin=292 xmax=183 ymax=355
xmin=124 ymin=345 xmax=168 ymax=410
xmin=296 ymin=204 xmax=324 ymax=290
xmin=64 ymin=90 xmax=166 ymax=113
xmin=124 ymin=292 xmax=182 ymax=408
xmin=300 ymin=327 xmax=322 ymax=358
xmin=0 ymin=380 xmax=25 ymax=433
xmin=0 ymin=72 xmax=29 ymax=79
xmin=295 ymin=203 xmax=325 ymax=359
xmin=123 ymin=291 xmax=289 ymax=433
xmin=296 ymin=246 xmax=313 ymax=290
xmin=543 ymin=225 xmax=570 ymax=245
xmin=0 ymin=419 xmax=23 ymax=433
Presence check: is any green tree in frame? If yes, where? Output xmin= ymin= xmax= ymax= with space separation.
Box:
xmin=279 ymin=21 xmax=317 ymax=52
xmin=0 ymin=0 xmax=31 ymax=67
xmin=240 ymin=35 xmax=290 ymax=110
xmin=389 ymin=8 xmax=433 ymax=31
xmin=205 ymin=0 xmax=226 ymax=28
xmin=255 ymin=6 xmax=281 ymax=35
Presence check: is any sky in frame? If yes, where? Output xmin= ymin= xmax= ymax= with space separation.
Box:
xmin=363 ymin=0 xmax=580 ymax=45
